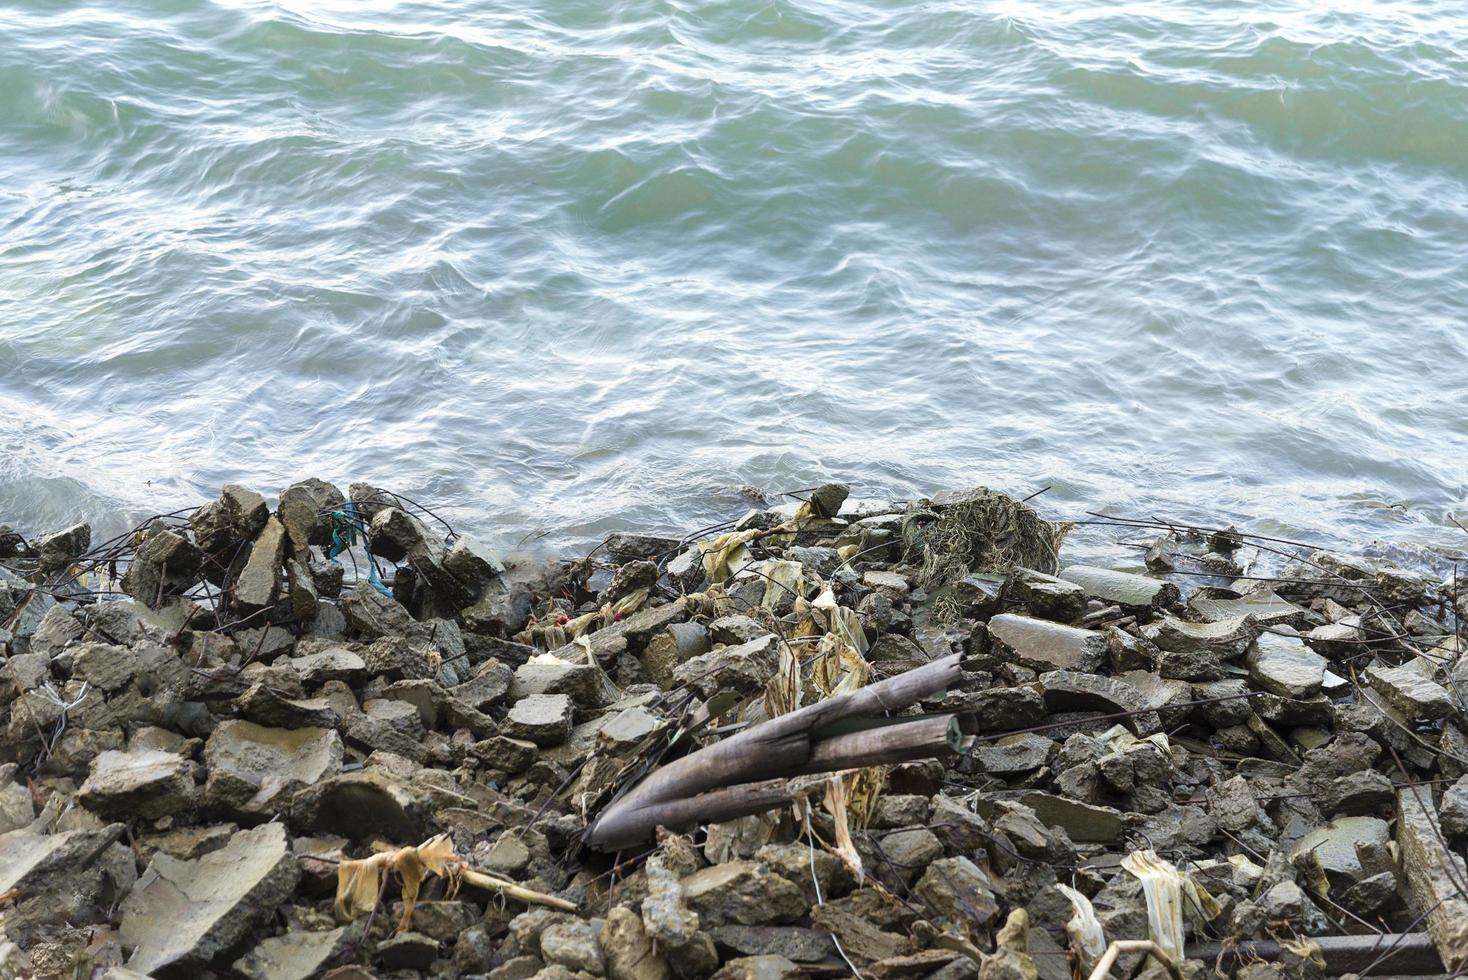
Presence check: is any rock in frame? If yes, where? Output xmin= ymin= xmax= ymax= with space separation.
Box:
xmin=1398 ymin=788 xmax=1468 ymax=973
xmin=1189 ymin=590 xmax=1306 ymax=627
xmin=37 ymin=522 xmax=91 ymax=572
xmin=987 ymin=615 xmax=1107 ymax=673
xmin=1038 ymin=670 xmax=1157 ymax=734
xmin=511 ymin=657 xmax=607 ymax=706
xmin=643 ymin=854 xmax=719 ymax=977
xmin=289 ymin=647 xmax=367 ymax=685
xmin=277 ymin=477 xmax=346 ymax=557
xmin=806 ymin=483 xmax=850 ymax=518
xmin=234 ymin=516 xmax=288 ymax=612
xmin=1319 ymin=769 xmax=1394 ymax=816
xmin=504 ymin=693 xmax=574 ymax=746
xmin=0 ymin=823 xmax=125 ymax=901
xmin=71 ymin=641 xmax=138 ymax=692
xmin=1012 ymin=570 xmax=1087 ymax=623
xmin=444 ymin=534 xmax=506 ymax=593
xmin=473 ymin=735 xmax=538 ymax=775
xmin=1210 ymin=775 xmax=1265 ymax=832
xmin=874 ymin=828 xmax=944 ymax=887
xmin=755 ymin=842 xmax=855 ymax=905
xmin=1142 ymin=615 xmax=1257 ymax=660
xmin=603 ymin=532 xmax=682 ymax=565
xmin=238 ymin=683 xmax=341 ymax=729
xmin=1246 ymin=633 xmax=1327 ymax=699
xmin=673 ymin=635 xmax=779 ymax=698
xmin=710 ymin=955 xmax=802 ymax=980
xmin=598 ymin=705 xmax=662 ymax=751
xmin=78 ymin=747 xmax=195 ymax=820
xmin=863 ymin=569 xmax=910 ymax=596
xmin=284 ymin=559 xmax=320 ymax=621
xmin=710 ymin=926 xmax=834 ymax=964
xmin=342 ymin=583 xmax=413 ymax=639
xmin=682 ymin=860 xmax=806 ymax=927
xmin=119 ymin=823 xmax=301 ymax=977
xmin=1288 ymin=816 xmax=1393 ymax=885
xmin=27 ymin=604 xmax=83 ymax=658
xmin=192 ymin=485 xmax=270 ymax=579
xmin=1058 ymin=565 xmax=1179 ymax=616
xmin=205 ymin=721 xmax=342 ymax=817
xmin=601 ymin=906 xmax=671 ymax=980
xmin=1365 ymin=662 xmax=1454 ymax=720
xmin=1020 ymin=792 xmax=1123 ymax=843
xmin=913 ymin=856 xmax=998 ymax=928
xmin=952 ymin=573 xmax=1008 ymax=619
xmin=965 ymin=686 xmax=1046 ymax=732
xmin=292 ymin=772 xmax=428 ymax=841
xmin=234 ymin=927 xmax=349 ymax=980
xmin=540 ymin=918 xmax=605 ymax=975
xmin=121 ymin=527 xmax=203 ymax=606
xmin=809 ymin=904 xmax=911 ymax=964
xmin=0 ymin=763 xmax=35 ymax=833
xmin=1441 ymin=775 xmax=1468 ymax=837
xmin=454 ymin=659 xmax=513 ymax=709
xmin=376 ymin=931 xmax=440 ymax=970
xmin=643 ymin=623 xmax=711 ymax=689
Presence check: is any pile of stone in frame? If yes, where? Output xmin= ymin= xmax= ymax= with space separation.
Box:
xmin=2 ymin=479 xmax=1467 ymax=980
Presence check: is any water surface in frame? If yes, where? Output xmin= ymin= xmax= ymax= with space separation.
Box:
xmin=3 ymin=0 xmax=1467 ymax=560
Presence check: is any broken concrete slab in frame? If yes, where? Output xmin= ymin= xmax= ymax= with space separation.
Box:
xmin=673 ymin=635 xmax=780 ymax=698
xmin=234 ymin=926 xmax=349 ymax=980
xmin=504 ymin=693 xmax=574 ymax=746
xmin=1366 ymin=662 xmax=1454 ymax=720
xmin=233 ymin=516 xmax=288 ymax=612
xmin=1019 ymin=792 xmax=1123 ymax=843
xmin=1246 ymin=633 xmax=1327 ymax=699
xmin=119 ymin=823 xmax=301 ymax=977
xmin=1058 ymin=565 xmax=1179 ymax=616
xmin=205 ymin=720 xmax=342 ymax=817
xmin=78 ymin=747 xmax=196 ymax=820
xmin=1397 ymin=787 xmax=1468 ymax=973
xmin=1188 ymin=589 xmax=1306 ymax=627
xmin=682 ymin=861 xmax=807 ymax=927
xmin=987 ymin=615 xmax=1107 ymax=673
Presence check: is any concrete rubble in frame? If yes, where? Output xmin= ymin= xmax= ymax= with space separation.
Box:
xmin=0 ymin=480 xmax=1465 ymax=978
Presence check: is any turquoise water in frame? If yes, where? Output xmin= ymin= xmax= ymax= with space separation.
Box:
xmin=3 ymin=0 xmax=1467 ymax=557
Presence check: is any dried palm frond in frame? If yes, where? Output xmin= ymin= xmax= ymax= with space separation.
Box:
xmin=334 ymin=833 xmax=574 ymax=932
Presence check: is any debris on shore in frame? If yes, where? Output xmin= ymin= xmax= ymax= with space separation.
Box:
xmin=2 ymin=479 xmax=1466 ymax=979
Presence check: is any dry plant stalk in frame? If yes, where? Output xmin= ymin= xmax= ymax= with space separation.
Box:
xmin=334 ymin=833 xmax=575 ymax=931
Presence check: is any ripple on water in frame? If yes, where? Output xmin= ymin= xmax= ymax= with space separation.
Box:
xmin=0 ymin=0 xmax=1466 ymax=559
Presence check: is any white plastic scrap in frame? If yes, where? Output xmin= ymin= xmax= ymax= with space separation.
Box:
xmin=1055 ymin=883 xmax=1105 ymax=973
xmin=1098 ymin=724 xmax=1169 ymax=755
xmin=1120 ymin=849 xmax=1221 ymax=963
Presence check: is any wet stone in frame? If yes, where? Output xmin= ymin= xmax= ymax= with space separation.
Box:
xmin=1365 ymin=662 xmax=1454 ymax=720
xmin=1246 ymin=633 xmax=1327 ymax=699
xmin=1013 ymin=570 xmax=1087 ymax=623
xmin=37 ymin=522 xmax=91 ymax=573
xmin=1058 ymin=565 xmax=1179 ymax=616
xmin=987 ymin=615 xmax=1107 ymax=673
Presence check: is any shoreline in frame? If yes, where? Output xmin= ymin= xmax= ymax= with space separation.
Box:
xmin=3 ymin=478 xmax=1467 ymax=976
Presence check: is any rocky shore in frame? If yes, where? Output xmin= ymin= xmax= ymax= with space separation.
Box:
xmin=2 ymin=480 xmax=1466 ymax=980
